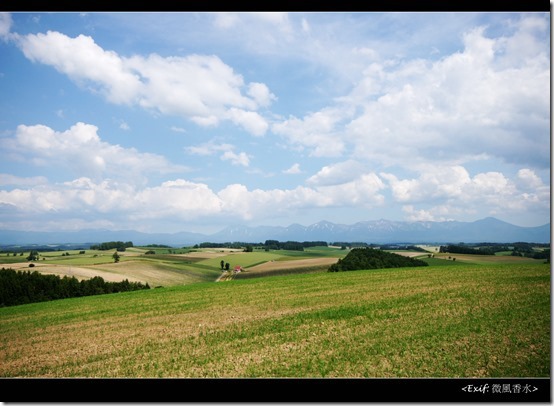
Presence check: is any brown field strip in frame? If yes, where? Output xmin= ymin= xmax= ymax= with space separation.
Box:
xmin=0 ymin=262 xmax=145 ymax=283
xmin=247 ymin=257 xmax=339 ymax=272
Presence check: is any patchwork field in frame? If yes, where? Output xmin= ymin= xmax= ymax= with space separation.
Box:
xmin=0 ymin=246 xmax=351 ymax=286
xmin=0 ymin=262 xmax=549 ymax=378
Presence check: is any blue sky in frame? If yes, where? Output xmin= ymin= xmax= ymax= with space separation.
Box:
xmin=0 ymin=11 xmax=550 ymax=234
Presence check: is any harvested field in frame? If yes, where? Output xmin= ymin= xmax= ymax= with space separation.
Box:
xmin=0 ymin=259 xmax=218 ymax=287
xmin=181 ymin=250 xmax=243 ymax=260
xmin=0 ymin=262 xmax=144 ymax=283
xmin=391 ymin=252 xmax=427 ymax=258
xmin=247 ymin=257 xmax=339 ymax=272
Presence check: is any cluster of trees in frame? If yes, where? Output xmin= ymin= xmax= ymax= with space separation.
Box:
xmin=439 ymin=243 xmax=550 ymax=260
xmin=90 ymin=241 xmax=134 ymax=251
xmin=331 ymin=242 xmax=373 ymax=248
xmin=380 ymin=245 xmax=428 ymax=252
xmin=194 ymin=242 xmax=246 ymax=249
xmin=509 ymin=243 xmax=550 ymax=260
xmin=194 ymin=240 xmax=328 ymax=252
xmin=262 ymin=240 xmax=328 ymax=251
xmin=439 ymin=245 xmax=495 ymax=255
xmin=328 ymin=248 xmax=429 ymax=272
xmin=0 ymin=268 xmax=150 ymax=307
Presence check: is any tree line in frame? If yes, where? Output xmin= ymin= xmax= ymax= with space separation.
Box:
xmin=194 ymin=240 xmax=329 ymax=252
xmin=0 ymin=268 xmax=150 ymax=307
xmin=328 ymin=248 xmax=429 ymax=272
xmin=439 ymin=245 xmax=495 ymax=255
xmin=90 ymin=241 xmax=134 ymax=251
xmin=439 ymin=243 xmax=550 ymax=259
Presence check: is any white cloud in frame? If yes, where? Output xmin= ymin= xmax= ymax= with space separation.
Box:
xmin=307 ymin=160 xmax=365 ymax=186
xmin=119 ymin=121 xmax=130 ymax=131
xmin=17 ymin=31 xmax=143 ymax=105
xmin=271 ymin=15 xmax=549 ymax=170
xmin=186 ymin=139 xmax=250 ymax=167
xmin=131 ymin=179 xmax=223 ymax=220
xmin=315 ymin=173 xmax=386 ymax=207
xmin=283 ymin=163 xmax=301 ymax=175
xmin=383 ymin=165 xmax=550 ymax=221
xmin=247 ymin=82 xmax=277 ymax=108
xmin=0 ymin=171 xmax=386 ymax=228
xmin=185 ymin=140 xmax=234 ymax=156
xmin=15 ymin=30 xmax=273 ymax=136
xmin=343 ymin=17 xmax=549 ymax=169
xmin=515 ymin=168 xmax=546 ymax=191
xmin=402 ymin=205 xmax=458 ymax=222
xmin=170 ymin=126 xmax=187 ymax=133
xmin=1 ymin=122 xmax=184 ymax=183
xmin=221 ymin=150 xmax=250 ymax=167
xmin=272 ymin=108 xmax=350 ymax=157
xmin=225 ymin=108 xmax=268 ymax=136
xmin=381 ymin=166 xmax=472 ymax=203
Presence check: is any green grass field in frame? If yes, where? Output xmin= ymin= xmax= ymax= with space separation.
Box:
xmin=0 ymin=262 xmax=549 ymax=378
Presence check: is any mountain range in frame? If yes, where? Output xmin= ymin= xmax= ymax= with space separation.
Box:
xmin=0 ymin=217 xmax=549 ymax=247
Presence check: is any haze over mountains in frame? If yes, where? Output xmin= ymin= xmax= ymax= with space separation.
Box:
xmin=0 ymin=217 xmax=549 ymax=247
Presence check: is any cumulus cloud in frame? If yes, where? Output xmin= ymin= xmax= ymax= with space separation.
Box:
xmin=225 ymin=108 xmax=268 ymax=137
xmin=272 ymin=108 xmax=350 ymax=157
xmin=1 ymin=162 xmax=545 ymax=231
xmin=0 ymin=172 xmax=386 ymax=228
xmin=170 ymin=126 xmax=187 ymax=133
xmin=283 ymin=163 xmax=302 ymax=175
xmin=15 ymin=30 xmax=273 ymax=136
xmin=185 ymin=139 xmax=250 ymax=167
xmin=17 ymin=31 xmax=143 ymax=105
xmin=185 ymin=140 xmax=234 ymax=156
xmin=273 ymin=16 xmax=549 ymax=169
xmin=247 ymin=82 xmax=277 ymax=107
xmin=221 ymin=150 xmax=250 ymax=167
xmin=382 ymin=165 xmax=550 ymax=220
xmin=307 ymin=160 xmax=366 ymax=186
xmin=1 ymin=122 xmax=184 ymax=183
xmin=402 ymin=205 xmax=460 ymax=223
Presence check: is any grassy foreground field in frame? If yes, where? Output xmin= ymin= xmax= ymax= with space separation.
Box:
xmin=0 ymin=262 xmax=549 ymax=378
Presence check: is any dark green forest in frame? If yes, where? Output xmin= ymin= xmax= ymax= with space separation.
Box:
xmin=90 ymin=241 xmax=134 ymax=251
xmin=0 ymin=268 xmax=150 ymax=307
xmin=328 ymin=248 xmax=429 ymax=272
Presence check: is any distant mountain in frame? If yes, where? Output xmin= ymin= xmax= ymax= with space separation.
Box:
xmin=210 ymin=217 xmax=550 ymax=244
xmin=0 ymin=217 xmax=549 ymax=246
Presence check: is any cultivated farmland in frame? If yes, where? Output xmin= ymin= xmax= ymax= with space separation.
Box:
xmin=0 ymin=246 xmax=350 ymax=287
xmin=0 ymin=261 xmax=549 ymax=378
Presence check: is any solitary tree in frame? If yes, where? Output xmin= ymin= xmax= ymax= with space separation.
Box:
xmin=225 ymin=262 xmax=230 ymax=271
xmin=220 ymin=260 xmax=225 ymax=270
xmin=113 ymin=251 xmax=120 ymax=263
